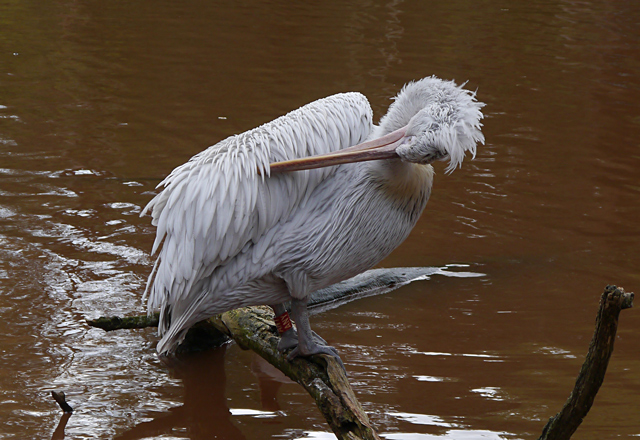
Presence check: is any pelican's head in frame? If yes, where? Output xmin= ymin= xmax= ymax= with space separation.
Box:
xmin=376 ymin=77 xmax=485 ymax=173
xmin=269 ymin=76 xmax=485 ymax=174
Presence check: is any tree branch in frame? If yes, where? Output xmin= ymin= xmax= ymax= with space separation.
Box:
xmin=214 ymin=306 xmax=380 ymax=440
xmin=538 ymin=285 xmax=634 ymax=440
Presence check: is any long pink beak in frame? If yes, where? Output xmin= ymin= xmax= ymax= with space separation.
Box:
xmin=269 ymin=126 xmax=407 ymax=173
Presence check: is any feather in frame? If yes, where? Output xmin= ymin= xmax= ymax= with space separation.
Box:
xmin=140 ymin=79 xmax=485 ymax=355
xmin=141 ymin=92 xmax=373 ymax=353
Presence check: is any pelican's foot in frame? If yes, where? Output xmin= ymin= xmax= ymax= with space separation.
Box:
xmin=286 ymin=296 xmax=346 ymax=371
xmin=277 ymin=328 xmax=298 ymax=351
xmin=277 ymin=329 xmax=328 ymax=352
xmin=286 ymin=341 xmax=345 ymax=371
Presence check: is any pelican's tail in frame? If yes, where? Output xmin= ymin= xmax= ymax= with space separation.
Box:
xmin=154 ymin=297 xmax=207 ymax=355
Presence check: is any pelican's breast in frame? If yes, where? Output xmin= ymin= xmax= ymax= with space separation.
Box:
xmin=371 ymin=160 xmax=434 ymax=213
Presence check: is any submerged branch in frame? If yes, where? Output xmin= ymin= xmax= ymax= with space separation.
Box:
xmin=538 ymin=285 xmax=634 ymax=440
xmin=87 ymin=313 xmax=159 ymax=331
xmin=86 ymin=267 xmax=443 ymax=438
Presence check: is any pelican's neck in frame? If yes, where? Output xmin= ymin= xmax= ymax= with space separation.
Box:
xmin=366 ymin=158 xmax=434 ymax=203
xmin=368 ymin=124 xmax=386 ymax=140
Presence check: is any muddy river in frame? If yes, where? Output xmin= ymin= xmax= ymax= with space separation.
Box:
xmin=1 ymin=1 xmax=639 ymax=439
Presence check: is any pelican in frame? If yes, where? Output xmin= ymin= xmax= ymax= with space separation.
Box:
xmin=142 ymin=76 xmax=485 ymax=363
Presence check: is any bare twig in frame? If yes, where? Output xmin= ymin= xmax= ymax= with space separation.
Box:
xmin=51 ymin=391 xmax=73 ymax=413
xmin=538 ymin=285 xmax=634 ymax=440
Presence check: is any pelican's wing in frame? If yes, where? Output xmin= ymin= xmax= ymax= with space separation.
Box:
xmin=141 ymin=92 xmax=372 ymax=339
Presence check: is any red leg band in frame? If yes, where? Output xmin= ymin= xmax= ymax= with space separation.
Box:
xmin=274 ymin=311 xmax=293 ymax=334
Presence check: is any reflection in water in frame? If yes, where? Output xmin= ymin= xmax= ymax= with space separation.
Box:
xmin=382 ymin=430 xmax=510 ymax=440
xmin=387 ymin=411 xmax=459 ymax=428
xmin=250 ymin=354 xmax=294 ymax=412
xmin=115 ymin=346 xmax=245 ymax=440
xmin=51 ymin=413 xmax=72 ymax=440
xmin=470 ymin=387 xmax=504 ymax=402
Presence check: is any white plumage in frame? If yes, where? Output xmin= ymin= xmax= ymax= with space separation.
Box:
xmin=142 ymin=76 xmax=485 ymax=358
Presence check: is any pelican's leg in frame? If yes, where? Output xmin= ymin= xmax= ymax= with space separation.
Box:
xmin=287 ymin=297 xmax=344 ymax=369
xmin=270 ymin=303 xmax=298 ymax=351
xmin=270 ymin=303 xmax=328 ymax=352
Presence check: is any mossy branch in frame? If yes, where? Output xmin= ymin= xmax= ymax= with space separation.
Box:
xmin=214 ymin=306 xmax=380 ymax=440
xmin=87 ymin=313 xmax=159 ymax=331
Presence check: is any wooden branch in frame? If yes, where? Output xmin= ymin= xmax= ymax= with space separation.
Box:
xmin=51 ymin=391 xmax=73 ymax=413
xmin=87 ymin=313 xmax=231 ymax=353
xmin=538 ymin=285 xmax=634 ymax=440
xmin=88 ymin=313 xmax=159 ymax=331
xmin=213 ymin=306 xmax=381 ymax=440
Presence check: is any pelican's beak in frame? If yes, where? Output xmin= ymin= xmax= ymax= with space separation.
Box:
xmin=269 ymin=126 xmax=407 ymax=174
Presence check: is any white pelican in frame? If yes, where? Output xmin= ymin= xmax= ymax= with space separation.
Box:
xmin=142 ymin=76 xmax=485 ymax=363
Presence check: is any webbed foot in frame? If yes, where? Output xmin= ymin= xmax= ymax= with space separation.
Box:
xmin=277 ymin=328 xmax=298 ymax=351
xmin=286 ymin=340 xmax=345 ymax=371
xmin=277 ymin=328 xmax=328 ymax=352
xmin=287 ymin=297 xmax=345 ymax=371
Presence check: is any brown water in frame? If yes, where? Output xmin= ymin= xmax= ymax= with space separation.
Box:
xmin=2 ymin=1 xmax=640 ymax=439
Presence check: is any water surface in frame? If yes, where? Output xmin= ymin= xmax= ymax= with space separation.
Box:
xmin=1 ymin=1 xmax=640 ymax=439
